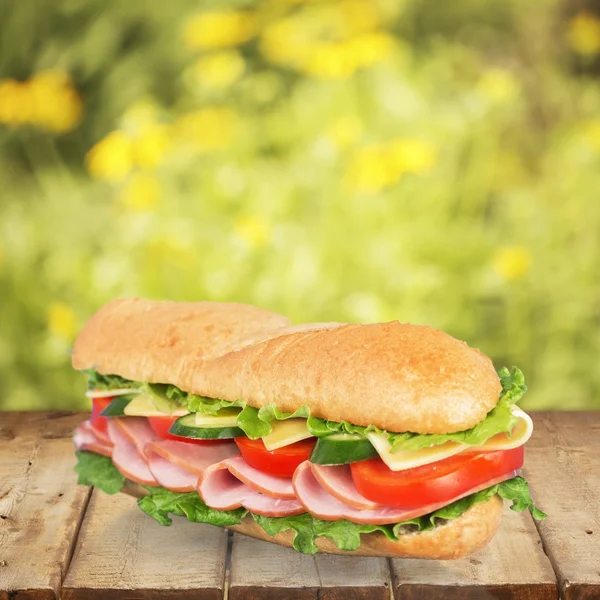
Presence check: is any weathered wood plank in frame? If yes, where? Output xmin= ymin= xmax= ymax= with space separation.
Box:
xmin=0 ymin=411 xmax=91 ymax=600
xmin=228 ymin=533 xmax=390 ymax=600
xmin=524 ymin=412 xmax=600 ymax=600
xmin=391 ymin=506 xmax=558 ymax=600
xmin=62 ymin=488 xmax=228 ymax=600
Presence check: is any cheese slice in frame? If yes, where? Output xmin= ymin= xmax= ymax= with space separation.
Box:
xmin=86 ymin=388 xmax=140 ymax=398
xmin=123 ymin=393 xmax=188 ymax=417
xmin=476 ymin=407 xmax=533 ymax=451
xmin=368 ymin=433 xmax=468 ymax=472
xmin=195 ymin=408 xmax=241 ymax=428
xmin=368 ymin=406 xmax=534 ymax=472
xmin=262 ymin=419 xmax=313 ymax=451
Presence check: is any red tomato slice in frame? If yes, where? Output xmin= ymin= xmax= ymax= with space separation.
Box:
xmin=350 ymin=446 xmax=524 ymax=509
xmin=90 ymin=397 xmax=113 ymax=434
xmin=147 ymin=416 xmax=222 ymax=445
xmin=235 ymin=437 xmax=316 ymax=478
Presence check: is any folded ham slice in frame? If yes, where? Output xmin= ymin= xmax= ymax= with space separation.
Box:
xmin=112 ymin=417 xmax=158 ymax=460
xmin=107 ymin=420 xmax=159 ymax=486
xmin=89 ymin=423 xmax=113 ymax=447
xmin=74 ymin=421 xmax=113 ymax=458
xmin=145 ymin=439 xmax=239 ymax=493
xmin=198 ymin=457 xmax=304 ymax=517
xmin=310 ymin=463 xmax=379 ymax=510
xmin=294 ymin=461 xmax=520 ymax=525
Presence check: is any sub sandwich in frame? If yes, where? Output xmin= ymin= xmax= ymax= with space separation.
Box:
xmin=72 ymin=298 xmax=545 ymax=558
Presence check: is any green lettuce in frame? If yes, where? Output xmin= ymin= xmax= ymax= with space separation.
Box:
xmin=83 ymin=369 xmax=138 ymax=391
xmin=80 ymin=366 xmax=527 ymax=451
xmin=252 ymin=476 xmax=546 ymax=554
xmin=74 ymin=450 xmax=125 ymax=494
xmin=138 ymin=487 xmax=247 ymax=527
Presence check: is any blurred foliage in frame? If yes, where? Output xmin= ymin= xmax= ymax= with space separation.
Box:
xmin=1 ymin=0 xmax=600 ymax=411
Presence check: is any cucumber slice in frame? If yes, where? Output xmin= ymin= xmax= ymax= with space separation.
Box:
xmin=99 ymin=395 xmax=137 ymax=417
xmin=195 ymin=408 xmax=241 ymax=428
xmin=170 ymin=413 xmax=245 ymax=439
xmin=309 ymin=433 xmax=378 ymax=465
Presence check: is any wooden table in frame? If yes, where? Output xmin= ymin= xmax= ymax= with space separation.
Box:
xmin=0 ymin=411 xmax=598 ymax=600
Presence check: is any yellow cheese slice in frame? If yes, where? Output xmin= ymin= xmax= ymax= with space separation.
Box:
xmin=262 ymin=419 xmax=313 ymax=451
xmin=367 ymin=433 xmax=468 ymax=472
xmin=476 ymin=407 xmax=533 ymax=451
xmin=195 ymin=408 xmax=241 ymax=428
xmin=86 ymin=388 xmax=140 ymax=398
xmin=123 ymin=393 xmax=188 ymax=417
xmin=368 ymin=406 xmax=534 ymax=471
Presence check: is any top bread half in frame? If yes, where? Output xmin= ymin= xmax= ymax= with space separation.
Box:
xmin=72 ymin=298 xmax=502 ymax=435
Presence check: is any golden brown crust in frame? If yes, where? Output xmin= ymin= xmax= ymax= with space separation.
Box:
xmin=181 ymin=322 xmax=502 ymax=434
xmin=123 ymin=481 xmax=503 ymax=558
xmin=71 ymin=298 xmax=290 ymax=384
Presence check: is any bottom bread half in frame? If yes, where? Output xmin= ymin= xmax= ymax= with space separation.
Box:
xmin=122 ymin=480 xmax=503 ymax=559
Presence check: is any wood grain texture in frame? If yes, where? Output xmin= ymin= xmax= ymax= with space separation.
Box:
xmin=228 ymin=533 xmax=390 ymax=600
xmin=392 ymin=504 xmax=558 ymax=600
xmin=62 ymin=489 xmax=228 ymax=600
xmin=0 ymin=411 xmax=91 ymax=600
xmin=524 ymin=412 xmax=600 ymax=600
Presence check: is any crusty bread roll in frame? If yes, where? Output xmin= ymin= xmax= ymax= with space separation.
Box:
xmin=180 ymin=322 xmax=502 ymax=434
xmin=72 ymin=298 xmax=290 ymax=384
xmin=122 ymin=481 xmax=503 ymax=559
xmin=73 ymin=299 xmax=501 ymax=434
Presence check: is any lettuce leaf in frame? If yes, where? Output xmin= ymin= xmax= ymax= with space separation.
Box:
xmin=82 ymin=369 xmax=137 ymax=391
xmin=138 ymin=487 xmax=247 ymax=527
xmin=74 ymin=450 xmax=125 ymax=494
xmin=251 ymin=476 xmax=545 ymax=554
xmin=79 ymin=367 xmax=527 ymax=451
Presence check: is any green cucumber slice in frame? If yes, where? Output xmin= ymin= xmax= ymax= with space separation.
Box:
xmin=170 ymin=413 xmax=245 ymax=439
xmin=309 ymin=433 xmax=378 ymax=465
xmin=99 ymin=395 xmax=137 ymax=417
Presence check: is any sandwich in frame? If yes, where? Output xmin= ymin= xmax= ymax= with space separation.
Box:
xmin=72 ymin=297 xmax=545 ymax=559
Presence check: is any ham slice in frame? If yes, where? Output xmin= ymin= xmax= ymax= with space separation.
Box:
xmin=107 ymin=420 xmax=159 ymax=486
xmin=144 ymin=439 xmax=239 ymax=475
xmin=293 ymin=461 xmax=519 ymax=525
xmin=144 ymin=439 xmax=239 ymax=493
xmin=147 ymin=452 xmax=198 ymax=492
xmin=74 ymin=421 xmax=113 ymax=458
xmin=225 ymin=456 xmax=296 ymax=499
xmin=112 ymin=417 xmax=158 ymax=460
xmin=310 ymin=463 xmax=379 ymax=510
xmin=89 ymin=423 xmax=113 ymax=447
xmin=198 ymin=458 xmax=304 ymax=517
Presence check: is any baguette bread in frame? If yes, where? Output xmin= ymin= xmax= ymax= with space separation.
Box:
xmin=122 ymin=481 xmax=503 ymax=559
xmin=73 ymin=300 xmax=501 ymax=434
xmin=72 ymin=298 xmax=290 ymax=384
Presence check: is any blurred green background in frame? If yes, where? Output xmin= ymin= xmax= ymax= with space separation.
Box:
xmin=1 ymin=0 xmax=599 ymax=411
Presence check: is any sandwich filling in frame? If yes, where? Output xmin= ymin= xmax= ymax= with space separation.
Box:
xmin=74 ymin=366 xmax=545 ymax=554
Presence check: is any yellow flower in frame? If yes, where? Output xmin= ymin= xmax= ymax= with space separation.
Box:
xmin=567 ymin=12 xmax=600 ymax=56
xmin=28 ymin=70 xmax=82 ymax=133
xmin=134 ymin=123 xmax=172 ymax=169
xmin=234 ymin=215 xmax=271 ymax=248
xmin=346 ymin=138 xmax=436 ymax=193
xmin=194 ymin=51 xmax=246 ymax=89
xmin=183 ymin=11 xmax=256 ymax=49
xmin=47 ymin=302 xmax=77 ymax=342
xmin=122 ymin=98 xmax=161 ymax=131
xmin=0 ymin=79 xmax=35 ymax=125
xmin=492 ymin=246 xmax=532 ymax=281
xmin=582 ymin=119 xmax=600 ymax=151
xmin=327 ymin=115 xmax=363 ymax=148
xmin=86 ymin=131 xmax=135 ymax=182
xmin=120 ymin=173 xmax=161 ymax=211
xmin=301 ymin=42 xmax=358 ymax=78
xmin=345 ymin=32 xmax=395 ymax=68
xmin=477 ymin=68 xmax=520 ymax=105
xmin=174 ymin=107 xmax=237 ymax=153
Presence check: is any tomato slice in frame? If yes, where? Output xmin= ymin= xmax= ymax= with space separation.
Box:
xmin=350 ymin=446 xmax=524 ymax=509
xmin=90 ymin=397 xmax=113 ymax=434
xmin=235 ymin=437 xmax=316 ymax=478
xmin=147 ymin=416 xmax=222 ymax=445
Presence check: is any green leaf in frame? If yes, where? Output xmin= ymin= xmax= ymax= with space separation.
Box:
xmin=237 ymin=404 xmax=311 ymax=439
xmin=74 ymin=450 xmax=125 ymax=494
xmin=138 ymin=486 xmax=248 ymax=527
xmin=82 ymin=369 xmax=137 ymax=391
xmin=496 ymin=476 xmax=547 ymax=519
